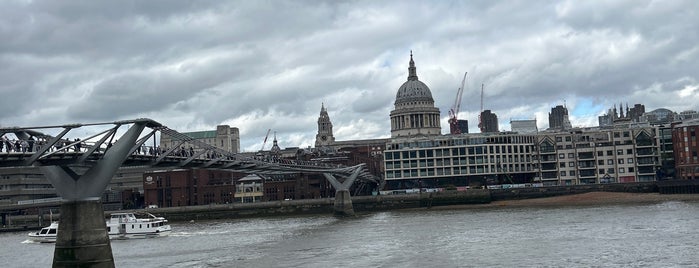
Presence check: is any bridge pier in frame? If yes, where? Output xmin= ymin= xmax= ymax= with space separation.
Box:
xmin=53 ymin=199 xmax=113 ymax=268
xmin=324 ymin=168 xmax=363 ymax=217
xmin=333 ymin=189 xmax=355 ymax=217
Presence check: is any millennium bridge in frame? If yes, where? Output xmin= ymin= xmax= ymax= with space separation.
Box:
xmin=0 ymin=118 xmax=379 ymax=267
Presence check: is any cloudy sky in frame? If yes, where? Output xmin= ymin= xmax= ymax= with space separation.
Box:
xmin=1 ymin=0 xmax=698 ymax=152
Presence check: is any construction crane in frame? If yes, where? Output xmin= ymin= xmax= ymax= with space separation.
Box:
xmin=260 ymin=128 xmax=271 ymax=151
xmin=448 ymin=71 xmax=468 ymax=134
xmin=478 ymin=83 xmax=485 ymax=132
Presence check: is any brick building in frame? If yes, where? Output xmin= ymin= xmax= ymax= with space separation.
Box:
xmin=673 ymin=119 xmax=699 ymax=180
xmin=143 ymin=169 xmax=245 ymax=208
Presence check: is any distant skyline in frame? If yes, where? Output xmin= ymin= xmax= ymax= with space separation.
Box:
xmin=1 ymin=0 xmax=698 ymax=152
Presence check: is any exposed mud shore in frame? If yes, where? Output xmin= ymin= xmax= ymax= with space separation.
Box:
xmin=424 ymin=192 xmax=699 ymax=210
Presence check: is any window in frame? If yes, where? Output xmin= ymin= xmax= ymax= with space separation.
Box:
xmin=628 ymin=167 xmax=635 ymax=172
xmin=627 ymin=149 xmax=633 ymax=154
xmin=608 ymin=159 xmax=614 ymax=165
xmin=599 ymin=169 xmax=605 ymax=174
xmin=569 ymin=162 xmax=575 ymax=167
xmin=619 ymin=168 xmax=625 ymax=173
xmin=617 ymin=150 xmax=623 ymax=155
xmin=556 ymin=137 xmax=563 ymax=142
xmin=628 ymin=158 xmax=634 ymax=164
xmin=560 ymin=162 xmax=566 ymax=168
xmin=565 ymin=136 xmax=572 ymax=142
xmin=607 ymin=168 xmax=615 ymax=174
xmin=559 ymin=153 xmax=565 ymax=159
xmin=560 ymin=171 xmax=566 ymax=177
xmin=607 ymin=150 xmax=613 ymax=156
xmin=570 ymin=171 xmax=576 ymax=176
xmin=618 ymin=159 xmax=624 ymax=164
xmin=597 ymin=151 xmax=604 ymax=156
xmin=598 ymin=160 xmax=604 ymax=165
xmin=568 ymin=153 xmax=574 ymax=158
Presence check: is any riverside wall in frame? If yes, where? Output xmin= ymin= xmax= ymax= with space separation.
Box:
xmin=143 ymin=182 xmax=659 ymax=222
xmin=0 ymin=181 xmax=673 ymax=228
xmin=149 ymin=189 xmax=492 ymax=222
xmin=489 ymin=182 xmax=658 ymax=201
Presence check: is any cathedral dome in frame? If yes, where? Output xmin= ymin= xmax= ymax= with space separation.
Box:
xmin=394 ymin=52 xmax=434 ymax=106
xmin=395 ymin=80 xmax=434 ymax=105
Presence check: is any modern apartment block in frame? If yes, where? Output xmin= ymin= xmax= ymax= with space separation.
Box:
xmin=536 ymin=126 xmax=659 ymax=185
xmin=384 ymin=133 xmax=539 ymax=189
xmin=383 ymin=125 xmax=661 ymax=188
xmin=672 ymin=119 xmax=699 ymax=180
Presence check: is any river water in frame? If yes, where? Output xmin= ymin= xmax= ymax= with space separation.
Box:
xmin=1 ymin=201 xmax=698 ymax=267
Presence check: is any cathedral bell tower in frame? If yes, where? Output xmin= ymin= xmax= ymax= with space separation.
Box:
xmin=315 ymin=103 xmax=335 ymax=148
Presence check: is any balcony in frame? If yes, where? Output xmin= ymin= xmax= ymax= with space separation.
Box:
xmin=540 ymin=155 xmax=557 ymax=163
xmin=637 ymin=166 xmax=655 ymax=174
xmin=577 ymin=160 xmax=596 ymax=169
xmin=636 ymin=157 xmax=655 ymax=166
xmin=541 ymin=163 xmax=558 ymax=171
xmin=579 ymin=170 xmax=596 ymax=178
xmin=577 ymin=152 xmax=595 ymax=160
xmin=541 ymin=171 xmax=558 ymax=179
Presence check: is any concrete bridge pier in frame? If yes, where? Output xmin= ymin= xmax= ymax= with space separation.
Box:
xmin=39 ymin=121 xmax=148 ymax=267
xmin=324 ymin=167 xmax=363 ymax=217
xmin=53 ymin=199 xmax=113 ymax=268
xmin=333 ymin=189 xmax=354 ymax=217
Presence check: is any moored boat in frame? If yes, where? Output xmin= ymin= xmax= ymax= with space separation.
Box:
xmin=106 ymin=212 xmax=172 ymax=239
xmin=27 ymin=222 xmax=58 ymax=243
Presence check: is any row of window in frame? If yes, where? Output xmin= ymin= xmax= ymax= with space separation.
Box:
xmin=385 ymin=155 xmax=533 ymax=169
xmin=386 ymin=164 xmax=535 ymax=179
xmin=386 ymin=136 xmax=537 ymax=150
xmin=556 ymin=149 xmax=635 ymax=159
xmin=385 ymin=145 xmax=533 ymax=160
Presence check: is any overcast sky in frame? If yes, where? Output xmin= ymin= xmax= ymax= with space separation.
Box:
xmin=1 ymin=0 xmax=698 ymax=152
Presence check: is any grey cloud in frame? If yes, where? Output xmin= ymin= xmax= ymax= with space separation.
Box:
xmin=1 ymin=0 xmax=698 ymax=149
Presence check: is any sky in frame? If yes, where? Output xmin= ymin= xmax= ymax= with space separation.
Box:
xmin=1 ymin=0 xmax=698 ymax=152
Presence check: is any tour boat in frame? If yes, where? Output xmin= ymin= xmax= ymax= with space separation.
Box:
xmin=27 ymin=221 xmax=58 ymax=243
xmin=26 ymin=212 xmax=171 ymax=242
xmin=106 ymin=212 xmax=172 ymax=239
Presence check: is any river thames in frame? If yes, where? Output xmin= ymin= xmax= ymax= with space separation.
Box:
xmin=1 ymin=200 xmax=698 ymax=267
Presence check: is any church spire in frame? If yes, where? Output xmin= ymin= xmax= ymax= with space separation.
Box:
xmin=408 ymin=50 xmax=418 ymax=81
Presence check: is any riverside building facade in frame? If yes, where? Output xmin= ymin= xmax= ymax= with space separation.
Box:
xmin=383 ymin=126 xmax=662 ymax=188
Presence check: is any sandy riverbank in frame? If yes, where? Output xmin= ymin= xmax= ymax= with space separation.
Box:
xmin=424 ymin=192 xmax=699 ymax=210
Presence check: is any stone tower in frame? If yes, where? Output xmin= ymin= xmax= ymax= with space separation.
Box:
xmin=315 ymin=103 xmax=335 ymax=147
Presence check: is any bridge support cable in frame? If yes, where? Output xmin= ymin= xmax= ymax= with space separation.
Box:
xmin=127 ymin=129 xmax=157 ymax=156
xmin=155 ymin=139 xmax=186 ymax=162
xmin=180 ymin=148 xmax=213 ymax=167
xmin=203 ymin=155 xmax=229 ymax=167
xmin=39 ymin=121 xmax=148 ymax=268
xmin=77 ymin=127 xmax=118 ymax=163
xmin=24 ymin=127 xmax=73 ymax=165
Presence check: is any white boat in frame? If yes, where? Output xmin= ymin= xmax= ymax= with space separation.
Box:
xmin=26 ymin=212 xmax=171 ymax=242
xmin=106 ymin=212 xmax=172 ymax=239
xmin=27 ymin=221 xmax=58 ymax=243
